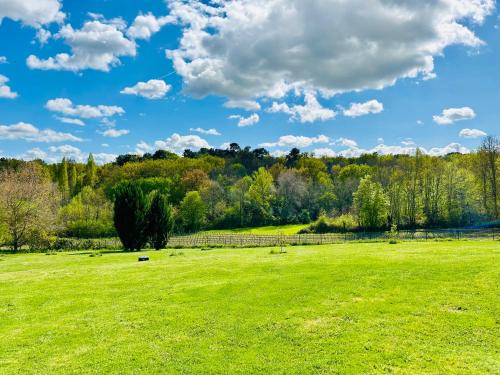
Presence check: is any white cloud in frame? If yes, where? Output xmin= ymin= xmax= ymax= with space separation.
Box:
xmin=93 ymin=153 xmax=117 ymax=165
xmin=433 ymin=107 xmax=476 ymax=125
xmin=46 ymin=98 xmax=124 ymax=119
xmin=229 ymin=113 xmax=260 ymax=127
xmin=0 ymin=56 xmax=7 ymax=64
xmin=268 ymin=93 xmax=336 ymax=123
xmin=224 ymin=99 xmax=261 ymax=111
xmin=135 ymin=141 xmax=154 ymax=155
xmin=401 ymin=138 xmax=416 ymax=146
xmin=48 ymin=144 xmax=82 ymax=157
xmin=343 ymin=100 xmax=384 ymax=117
xmin=154 ymin=133 xmax=211 ymax=154
xmin=190 ymin=127 xmax=221 ymax=136
xmin=101 ymin=143 xmax=109 ymax=148
xmin=120 ymin=79 xmax=171 ymax=99
xmin=27 ymin=19 xmax=137 ymax=72
xmin=335 ymin=138 xmax=358 ymax=148
xmin=0 ymin=75 xmax=18 ymax=99
xmin=328 ymin=142 xmax=470 ymax=158
xmin=127 ymin=12 xmax=174 ymax=40
xmin=459 ymin=128 xmax=487 ymax=138
xmin=100 ymin=129 xmax=130 ymax=138
xmin=426 ymin=143 xmax=470 ymax=156
xmin=417 ymin=120 xmax=424 ymax=125
xmin=313 ymin=148 xmax=337 ymax=157
xmin=0 ymin=122 xmax=82 ymax=142
xmin=377 ymin=137 xmax=384 ymax=144
xmin=24 ymin=148 xmax=48 ymax=160
xmin=56 ymin=117 xmax=85 ymax=126
xmin=36 ymin=28 xmax=51 ymax=44
xmin=0 ymin=0 xmax=64 ymax=27
xmin=260 ymin=134 xmax=330 ymax=148
xmin=166 ymin=0 xmax=493 ymax=101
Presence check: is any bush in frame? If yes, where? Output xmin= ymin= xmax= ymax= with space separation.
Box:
xmin=299 ymin=214 xmax=358 ymax=234
xmin=113 ymin=182 xmax=149 ymax=251
xmin=147 ymin=191 xmax=174 ymax=250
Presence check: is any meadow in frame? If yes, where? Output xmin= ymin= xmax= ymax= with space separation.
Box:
xmin=0 ymin=241 xmax=498 ymax=374
xmin=202 ymin=223 xmax=309 ymax=235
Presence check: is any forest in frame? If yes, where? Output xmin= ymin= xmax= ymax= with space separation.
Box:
xmin=0 ymin=136 xmax=498 ymax=251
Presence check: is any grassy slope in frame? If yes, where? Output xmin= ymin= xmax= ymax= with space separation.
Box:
xmin=0 ymin=242 xmax=498 ymax=374
xmin=202 ymin=223 xmax=309 ymax=235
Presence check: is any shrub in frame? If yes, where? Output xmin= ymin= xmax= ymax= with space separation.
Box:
xmin=299 ymin=214 xmax=358 ymax=234
xmin=147 ymin=191 xmax=174 ymax=250
xmin=113 ymin=182 xmax=149 ymax=251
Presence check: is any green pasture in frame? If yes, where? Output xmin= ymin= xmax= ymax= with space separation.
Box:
xmin=0 ymin=241 xmax=498 ymax=374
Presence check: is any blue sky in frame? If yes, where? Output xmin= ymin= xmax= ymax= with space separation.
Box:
xmin=0 ymin=0 xmax=499 ymax=163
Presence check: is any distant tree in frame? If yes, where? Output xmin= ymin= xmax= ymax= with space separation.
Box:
xmin=286 ymin=148 xmax=301 ymax=168
xmin=353 ymin=175 xmax=389 ymax=229
xmin=180 ymin=191 xmax=206 ymax=232
xmin=113 ymin=182 xmax=149 ymax=250
xmin=0 ymin=164 xmax=59 ymax=251
xmin=147 ymin=192 xmax=174 ymax=250
xmin=231 ymin=176 xmax=252 ymax=227
xmin=58 ymin=158 xmax=69 ymax=199
xmin=59 ymin=186 xmax=114 ymax=238
xmin=276 ymin=170 xmax=307 ymax=222
xmin=69 ymin=164 xmax=77 ymax=195
xmin=247 ymin=167 xmax=276 ymax=225
xmin=84 ymin=154 xmax=97 ymax=187
xmin=479 ymin=136 xmax=499 ymax=219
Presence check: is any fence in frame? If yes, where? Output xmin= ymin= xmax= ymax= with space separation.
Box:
xmin=167 ymin=228 xmax=499 ymax=248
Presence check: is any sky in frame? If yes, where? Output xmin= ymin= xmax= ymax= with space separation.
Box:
xmin=0 ymin=0 xmax=499 ymax=164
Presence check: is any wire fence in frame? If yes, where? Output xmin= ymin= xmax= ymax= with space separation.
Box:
xmin=167 ymin=228 xmax=499 ymax=248
xmin=1 ymin=228 xmax=497 ymax=252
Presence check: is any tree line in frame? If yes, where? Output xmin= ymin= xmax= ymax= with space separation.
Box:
xmin=0 ymin=136 xmax=498 ymax=251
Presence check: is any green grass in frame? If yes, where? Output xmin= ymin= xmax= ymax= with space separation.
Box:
xmin=202 ymin=223 xmax=309 ymax=235
xmin=0 ymin=241 xmax=498 ymax=374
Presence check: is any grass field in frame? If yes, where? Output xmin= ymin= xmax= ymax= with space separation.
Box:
xmin=0 ymin=241 xmax=498 ymax=374
xmin=202 ymin=223 xmax=309 ymax=235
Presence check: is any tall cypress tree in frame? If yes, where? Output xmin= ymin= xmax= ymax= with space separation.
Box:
xmin=84 ymin=153 xmax=97 ymax=187
xmin=147 ymin=191 xmax=174 ymax=250
xmin=69 ymin=164 xmax=77 ymax=195
xmin=58 ymin=158 xmax=69 ymax=199
xmin=113 ymin=182 xmax=149 ymax=251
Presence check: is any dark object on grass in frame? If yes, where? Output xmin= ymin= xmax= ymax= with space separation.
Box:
xmin=138 ymin=256 xmax=149 ymax=262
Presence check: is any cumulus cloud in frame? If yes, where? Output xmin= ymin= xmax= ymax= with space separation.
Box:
xmin=0 ymin=75 xmax=18 ymax=99
xmin=0 ymin=122 xmax=82 ymax=142
xmin=335 ymin=138 xmax=358 ymax=148
xmin=190 ymin=127 xmax=221 ymax=136
xmin=268 ymin=94 xmax=336 ymax=123
xmin=224 ymin=99 xmax=261 ymax=111
xmin=229 ymin=113 xmax=260 ymax=127
xmin=135 ymin=141 xmax=154 ymax=155
xmin=315 ymin=142 xmax=470 ymax=158
xmin=127 ymin=12 xmax=174 ymax=40
xmin=313 ymin=148 xmax=337 ymax=157
xmin=27 ymin=19 xmax=137 ymax=72
xmin=260 ymin=134 xmax=329 ymax=148
xmin=56 ymin=117 xmax=85 ymax=126
xmin=0 ymin=56 xmax=7 ymax=64
xmin=48 ymin=144 xmax=82 ymax=157
xmin=46 ymin=98 xmax=124 ymax=119
xmin=166 ymin=0 xmax=493 ymax=101
xmin=23 ymin=147 xmax=48 ymax=160
xmin=93 ymin=153 xmax=118 ymax=165
xmin=433 ymin=107 xmax=476 ymax=125
xmin=154 ymin=133 xmax=211 ymax=154
xmin=0 ymin=0 xmax=64 ymax=27
xmin=343 ymin=100 xmax=384 ymax=117
xmin=459 ymin=128 xmax=487 ymax=138
xmin=100 ymin=129 xmax=130 ymax=138
xmin=120 ymin=79 xmax=171 ymax=99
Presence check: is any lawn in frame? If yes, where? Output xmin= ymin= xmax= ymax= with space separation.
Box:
xmin=202 ymin=223 xmax=309 ymax=235
xmin=0 ymin=241 xmax=498 ymax=374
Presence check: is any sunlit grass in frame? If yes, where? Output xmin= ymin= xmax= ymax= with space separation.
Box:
xmin=0 ymin=241 xmax=498 ymax=373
